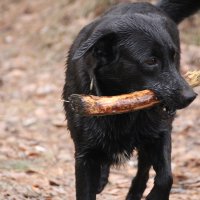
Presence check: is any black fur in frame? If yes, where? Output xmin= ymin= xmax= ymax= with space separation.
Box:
xmin=63 ymin=1 xmax=199 ymax=200
xmin=157 ymin=0 xmax=200 ymax=24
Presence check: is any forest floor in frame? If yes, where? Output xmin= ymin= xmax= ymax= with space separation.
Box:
xmin=0 ymin=0 xmax=200 ymax=199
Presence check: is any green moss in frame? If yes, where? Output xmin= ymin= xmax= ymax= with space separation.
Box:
xmin=0 ymin=160 xmax=41 ymax=172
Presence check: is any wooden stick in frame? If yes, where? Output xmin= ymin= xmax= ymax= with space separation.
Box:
xmin=67 ymin=70 xmax=200 ymax=116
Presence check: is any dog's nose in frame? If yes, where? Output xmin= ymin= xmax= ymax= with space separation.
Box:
xmin=179 ymin=89 xmax=197 ymax=108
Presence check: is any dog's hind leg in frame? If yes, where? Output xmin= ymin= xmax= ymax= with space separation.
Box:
xmin=96 ymin=164 xmax=110 ymax=194
xmin=126 ymin=147 xmax=151 ymax=200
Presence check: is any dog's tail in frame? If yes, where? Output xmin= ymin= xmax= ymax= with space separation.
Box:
xmin=157 ymin=0 xmax=200 ymax=24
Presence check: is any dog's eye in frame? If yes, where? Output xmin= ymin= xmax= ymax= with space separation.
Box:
xmin=144 ymin=57 xmax=158 ymax=66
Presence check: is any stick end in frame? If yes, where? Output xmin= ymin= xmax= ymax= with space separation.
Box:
xmin=68 ymin=94 xmax=88 ymax=115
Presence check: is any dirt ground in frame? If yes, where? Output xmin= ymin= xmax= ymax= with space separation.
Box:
xmin=0 ymin=0 xmax=200 ymax=199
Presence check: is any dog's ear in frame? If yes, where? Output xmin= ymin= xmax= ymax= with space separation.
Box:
xmin=92 ymin=32 xmax=119 ymax=65
xmin=72 ymin=31 xmax=119 ymax=65
xmin=157 ymin=0 xmax=200 ymax=24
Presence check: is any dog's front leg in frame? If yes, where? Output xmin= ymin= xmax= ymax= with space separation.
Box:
xmin=146 ymin=132 xmax=173 ymax=200
xmin=126 ymin=147 xmax=151 ymax=200
xmin=75 ymin=158 xmax=100 ymax=200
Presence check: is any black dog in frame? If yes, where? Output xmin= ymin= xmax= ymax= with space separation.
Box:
xmin=63 ymin=0 xmax=199 ymax=199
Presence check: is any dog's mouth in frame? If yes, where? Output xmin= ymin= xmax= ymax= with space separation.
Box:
xmin=155 ymin=102 xmax=176 ymax=119
xmin=148 ymin=90 xmax=177 ymax=119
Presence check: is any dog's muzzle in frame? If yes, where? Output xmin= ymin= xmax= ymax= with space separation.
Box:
xmin=153 ymin=88 xmax=197 ymax=119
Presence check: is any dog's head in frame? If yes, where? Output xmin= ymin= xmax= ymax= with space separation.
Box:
xmin=72 ymin=3 xmax=197 ymax=117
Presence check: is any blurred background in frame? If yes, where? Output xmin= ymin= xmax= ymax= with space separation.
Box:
xmin=0 ymin=0 xmax=200 ymax=199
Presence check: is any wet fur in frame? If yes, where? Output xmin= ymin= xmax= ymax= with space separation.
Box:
xmin=63 ymin=1 xmax=199 ymax=200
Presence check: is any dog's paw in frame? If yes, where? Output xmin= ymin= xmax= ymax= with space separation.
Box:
xmin=146 ymin=193 xmax=169 ymax=200
xmin=126 ymin=194 xmax=141 ymax=200
xmin=96 ymin=177 xmax=109 ymax=194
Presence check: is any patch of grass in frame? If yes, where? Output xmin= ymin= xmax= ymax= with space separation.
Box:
xmin=0 ymin=160 xmax=41 ymax=172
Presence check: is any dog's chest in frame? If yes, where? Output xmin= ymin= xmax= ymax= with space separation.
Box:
xmin=83 ymin=114 xmax=139 ymax=163
xmin=83 ymin=112 xmax=165 ymax=164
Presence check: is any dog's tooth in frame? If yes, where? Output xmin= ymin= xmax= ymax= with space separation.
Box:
xmin=163 ymin=107 xmax=167 ymax=112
